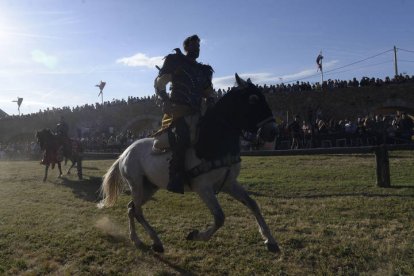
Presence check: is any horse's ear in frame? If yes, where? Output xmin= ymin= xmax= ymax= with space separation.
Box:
xmin=235 ymin=73 xmax=248 ymax=87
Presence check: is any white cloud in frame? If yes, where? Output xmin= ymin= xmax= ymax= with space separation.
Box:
xmin=31 ymin=50 xmax=58 ymax=69
xmin=213 ymin=60 xmax=339 ymax=89
xmin=116 ymin=53 xmax=164 ymax=69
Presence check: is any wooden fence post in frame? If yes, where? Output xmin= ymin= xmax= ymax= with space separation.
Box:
xmin=375 ymin=145 xmax=391 ymax=187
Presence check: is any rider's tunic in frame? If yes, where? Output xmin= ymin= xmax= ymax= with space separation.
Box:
xmin=157 ymin=52 xmax=214 ymax=132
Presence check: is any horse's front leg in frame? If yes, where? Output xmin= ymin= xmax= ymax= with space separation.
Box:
xmin=187 ymin=188 xmax=225 ymax=241
xmin=57 ymin=162 xmax=63 ymax=178
xmin=43 ymin=165 xmax=49 ymax=182
xmin=224 ymin=181 xmax=280 ymax=253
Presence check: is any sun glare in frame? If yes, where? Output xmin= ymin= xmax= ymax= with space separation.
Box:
xmin=0 ymin=15 xmax=12 ymax=45
xmin=0 ymin=9 xmax=22 ymax=48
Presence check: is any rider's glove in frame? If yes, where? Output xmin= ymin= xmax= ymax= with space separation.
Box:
xmin=162 ymin=100 xmax=173 ymax=115
xmin=156 ymin=89 xmax=172 ymax=114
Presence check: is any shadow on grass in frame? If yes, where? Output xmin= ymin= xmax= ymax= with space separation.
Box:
xmin=152 ymin=253 xmax=197 ymax=276
xmin=388 ymin=184 xmax=414 ymax=189
xmin=82 ymin=166 xmax=100 ymax=171
xmin=248 ymin=190 xmax=414 ymax=199
xmin=61 ymin=176 xmax=102 ymax=202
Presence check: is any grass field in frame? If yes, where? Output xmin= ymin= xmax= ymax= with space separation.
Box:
xmin=0 ymin=152 xmax=413 ymax=275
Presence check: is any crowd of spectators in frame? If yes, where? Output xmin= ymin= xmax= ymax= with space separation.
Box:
xmin=0 ymin=75 xmax=413 ymax=159
xmin=0 ymin=127 xmax=155 ymax=160
xmin=0 ymin=141 xmax=41 ymax=160
xmin=216 ymin=74 xmax=414 ymax=95
xmin=79 ymin=128 xmax=154 ymax=153
xmin=272 ymin=111 xmax=413 ymax=150
xmin=1 ymin=74 xmax=412 ymax=123
xmin=0 ymin=95 xmax=157 ymax=122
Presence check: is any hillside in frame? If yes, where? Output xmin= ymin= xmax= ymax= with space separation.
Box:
xmin=0 ymin=109 xmax=7 ymax=119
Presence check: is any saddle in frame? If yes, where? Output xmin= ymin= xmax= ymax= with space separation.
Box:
xmin=152 ymin=113 xmax=200 ymax=153
xmin=151 ymin=113 xmax=241 ymax=186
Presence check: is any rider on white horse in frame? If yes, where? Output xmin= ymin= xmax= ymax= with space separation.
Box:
xmin=154 ymin=34 xmax=215 ymax=194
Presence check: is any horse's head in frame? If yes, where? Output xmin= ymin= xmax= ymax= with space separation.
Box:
xmin=35 ymin=128 xmax=53 ymax=150
xmin=232 ymin=74 xmax=277 ymax=142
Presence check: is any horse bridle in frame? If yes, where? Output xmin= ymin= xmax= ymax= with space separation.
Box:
xmin=242 ymin=115 xmax=275 ymax=144
xmin=256 ymin=116 xmax=275 ymax=129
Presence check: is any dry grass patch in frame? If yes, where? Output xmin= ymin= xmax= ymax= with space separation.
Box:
xmin=0 ymin=152 xmax=413 ymax=275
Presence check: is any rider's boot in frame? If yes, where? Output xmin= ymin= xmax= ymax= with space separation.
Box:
xmin=167 ymin=149 xmax=188 ymax=194
xmin=167 ymin=118 xmax=190 ymax=194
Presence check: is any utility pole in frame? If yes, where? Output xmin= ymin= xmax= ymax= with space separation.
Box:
xmin=393 ymin=46 xmax=399 ymax=77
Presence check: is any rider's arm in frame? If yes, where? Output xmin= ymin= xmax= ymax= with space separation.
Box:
xmin=154 ymin=74 xmax=171 ymax=101
xmin=204 ymin=86 xmax=216 ymax=108
xmin=201 ymin=64 xmax=215 ymax=107
xmin=154 ymin=54 xmax=177 ymax=101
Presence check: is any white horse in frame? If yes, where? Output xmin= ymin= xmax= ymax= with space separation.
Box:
xmin=99 ymin=74 xmax=280 ymax=253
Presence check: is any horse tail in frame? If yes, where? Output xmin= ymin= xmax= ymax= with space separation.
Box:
xmin=99 ymin=157 xmax=123 ymax=208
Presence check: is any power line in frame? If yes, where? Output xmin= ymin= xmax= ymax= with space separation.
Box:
xmin=397 ymin=48 xmax=414 ymax=54
xmin=323 ymin=60 xmax=394 ymax=77
xmin=323 ymin=49 xmax=393 ymax=74
xmin=399 ymin=59 xmax=414 ymax=63
xmin=283 ymin=72 xmax=321 ymax=84
xmin=282 ymin=49 xmax=394 ymax=84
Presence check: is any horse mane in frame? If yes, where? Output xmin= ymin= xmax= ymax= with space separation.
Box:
xmin=38 ymin=128 xmax=54 ymax=136
xmin=195 ymin=88 xmax=243 ymax=161
xmin=36 ymin=128 xmax=57 ymax=150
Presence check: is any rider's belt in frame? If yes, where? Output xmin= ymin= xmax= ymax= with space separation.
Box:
xmin=153 ymin=104 xmax=197 ymax=137
xmin=187 ymin=155 xmax=241 ymax=178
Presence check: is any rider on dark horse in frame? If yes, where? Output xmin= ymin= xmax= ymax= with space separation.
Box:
xmin=56 ymin=116 xmax=71 ymax=158
xmin=154 ymin=34 xmax=215 ymax=194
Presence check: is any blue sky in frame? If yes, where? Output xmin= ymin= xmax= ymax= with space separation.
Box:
xmin=0 ymin=0 xmax=413 ymax=115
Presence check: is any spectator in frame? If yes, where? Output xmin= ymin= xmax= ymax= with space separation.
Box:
xmin=288 ymin=115 xmax=302 ymax=149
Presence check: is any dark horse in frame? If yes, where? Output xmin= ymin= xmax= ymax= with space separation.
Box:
xmin=100 ymin=74 xmax=280 ymax=253
xmin=35 ymin=128 xmax=83 ymax=182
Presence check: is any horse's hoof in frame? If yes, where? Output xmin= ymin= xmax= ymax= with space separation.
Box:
xmin=152 ymin=243 xmax=164 ymax=253
xmin=266 ymin=242 xmax=281 ymax=253
xmin=135 ymin=242 xmax=147 ymax=250
xmin=43 ymin=179 xmax=46 ymax=182
xmin=186 ymin=229 xmax=199 ymax=240
xmin=131 ymin=238 xmax=146 ymax=250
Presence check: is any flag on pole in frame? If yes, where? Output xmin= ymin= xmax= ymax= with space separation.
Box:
xmin=95 ymin=81 xmax=106 ymax=96
xmin=17 ymin=97 xmax=23 ymax=108
xmin=12 ymin=97 xmax=23 ymax=114
xmin=316 ymin=51 xmax=323 ymax=72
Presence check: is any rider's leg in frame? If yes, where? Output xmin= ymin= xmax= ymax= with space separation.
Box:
xmin=167 ymin=117 xmax=190 ymax=194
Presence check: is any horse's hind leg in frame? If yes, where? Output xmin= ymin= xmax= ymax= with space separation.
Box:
xmin=66 ymin=161 xmax=75 ymax=175
xmin=127 ymin=177 xmax=162 ymax=252
xmin=127 ymin=200 xmax=144 ymax=248
xmin=43 ymin=165 xmax=49 ymax=182
xmin=187 ymin=188 xmax=225 ymax=242
xmin=224 ymin=181 xmax=280 ymax=253
xmin=76 ymin=158 xmax=82 ymax=180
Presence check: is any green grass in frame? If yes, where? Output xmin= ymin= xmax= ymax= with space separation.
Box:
xmin=0 ymin=152 xmax=413 ymax=275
